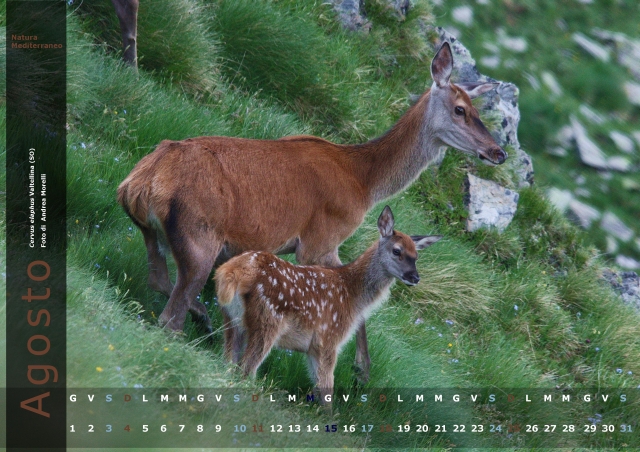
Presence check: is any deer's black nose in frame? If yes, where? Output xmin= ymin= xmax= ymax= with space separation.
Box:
xmin=493 ymin=147 xmax=507 ymax=164
xmin=402 ymin=271 xmax=420 ymax=285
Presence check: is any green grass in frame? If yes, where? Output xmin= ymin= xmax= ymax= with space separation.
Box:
xmin=2 ymin=0 xmax=640 ymax=449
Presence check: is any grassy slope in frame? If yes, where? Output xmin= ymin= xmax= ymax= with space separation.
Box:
xmin=2 ymin=0 xmax=640 ymax=449
xmin=433 ymin=0 xmax=640 ymax=263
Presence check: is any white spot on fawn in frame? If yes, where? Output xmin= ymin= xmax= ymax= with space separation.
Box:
xmin=320 ymin=283 xmax=327 ymax=290
xmin=333 ymin=312 xmax=337 ymax=322
xmin=257 ymin=284 xmax=264 ymax=295
xmin=328 ymin=290 xmax=333 ymax=297
xmin=278 ymin=293 xmax=284 ymax=301
xmin=290 ymin=288 xmax=295 ymax=296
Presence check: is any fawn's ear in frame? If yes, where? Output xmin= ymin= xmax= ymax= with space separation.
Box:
xmin=431 ymin=42 xmax=453 ymax=88
xmin=411 ymin=235 xmax=443 ymax=250
xmin=456 ymin=81 xmax=499 ymax=99
xmin=377 ymin=205 xmax=395 ymax=238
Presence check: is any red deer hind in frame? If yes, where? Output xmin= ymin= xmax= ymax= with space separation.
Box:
xmin=117 ymin=42 xmax=506 ymax=383
xmin=215 ymin=206 xmax=442 ymax=401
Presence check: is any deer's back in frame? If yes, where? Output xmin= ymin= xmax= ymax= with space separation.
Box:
xmin=119 ymin=136 xmax=369 ymax=253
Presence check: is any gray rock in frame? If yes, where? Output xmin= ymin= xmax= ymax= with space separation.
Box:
xmin=606 ymin=156 xmax=631 ymax=172
xmin=567 ymin=199 xmax=600 ymax=229
xmin=579 ymin=104 xmax=605 ymax=125
xmin=570 ymin=116 xmax=609 ymax=170
xmin=329 ymin=0 xmax=370 ymax=31
xmin=592 ymin=28 xmax=640 ymax=82
xmin=616 ymin=256 xmax=640 ymax=271
xmin=572 ymin=32 xmax=611 ymax=62
xmin=574 ymin=187 xmax=591 ymax=198
xmin=452 ymin=6 xmax=473 ymax=26
xmin=547 ymin=187 xmax=573 ymax=212
xmin=609 ymin=131 xmax=635 ymax=154
xmin=497 ymin=30 xmax=528 ymax=53
xmin=624 ymin=82 xmax=640 ymax=106
xmin=541 ymin=71 xmax=562 ymax=97
xmin=464 ymin=173 xmax=519 ymax=232
xmin=601 ymin=211 xmax=634 ymax=242
xmin=480 ymin=55 xmax=500 ymax=69
xmin=602 ymin=268 xmax=640 ymax=310
xmin=547 ymin=146 xmax=568 ymax=157
xmin=555 ymin=125 xmax=574 ymax=148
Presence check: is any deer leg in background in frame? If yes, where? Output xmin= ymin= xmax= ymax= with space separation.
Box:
xmin=111 ymin=0 xmax=139 ymax=68
xmin=354 ymin=322 xmax=371 ymax=384
xmin=142 ymin=226 xmax=173 ymax=298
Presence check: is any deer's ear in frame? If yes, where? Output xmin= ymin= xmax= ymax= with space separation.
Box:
xmin=456 ymin=81 xmax=498 ymax=99
xmin=411 ymin=235 xmax=443 ymax=250
xmin=431 ymin=42 xmax=453 ymax=87
xmin=377 ymin=206 xmax=395 ymax=238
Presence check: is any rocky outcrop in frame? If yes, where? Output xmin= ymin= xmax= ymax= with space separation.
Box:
xmin=464 ymin=174 xmax=519 ymax=232
xmin=603 ymin=269 xmax=640 ymax=310
xmin=329 ymin=0 xmax=370 ymax=31
xmin=601 ymin=212 xmax=634 ymax=242
xmin=434 ymin=27 xmax=534 ymax=189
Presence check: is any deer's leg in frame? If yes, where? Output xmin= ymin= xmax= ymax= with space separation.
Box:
xmin=354 ymin=321 xmax=371 ymax=384
xmin=315 ymin=349 xmax=338 ymax=405
xmin=222 ymin=309 xmax=234 ymax=362
xmin=241 ymin=323 xmax=277 ymax=379
xmin=111 ymin=0 xmax=139 ymax=68
xmin=142 ymin=226 xmax=173 ymax=298
xmin=158 ymin=225 xmax=221 ymax=334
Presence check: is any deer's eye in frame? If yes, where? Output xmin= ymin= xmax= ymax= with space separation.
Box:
xmin=392 ymin=248 xmax=401 ymax=256
xmin=455 ymin=106 xmax=465 ymax=116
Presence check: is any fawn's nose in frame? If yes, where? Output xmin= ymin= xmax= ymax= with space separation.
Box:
xmin=402 ymin=271 xmax=420 ymax=285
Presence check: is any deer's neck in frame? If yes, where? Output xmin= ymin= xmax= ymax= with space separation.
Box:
xmin=348 ymin=91 xmax=443 ymax=204
xmin=342 ymin=244 xmax=395 ymax=314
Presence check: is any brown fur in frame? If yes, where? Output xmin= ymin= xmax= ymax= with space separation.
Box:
xmin=111 ymin=0 xmax=138 ymax=68
xmin=117 ymin=42 xmax=504 ymax=383
xmin=215 ymin=208 xmax=440 ymax=402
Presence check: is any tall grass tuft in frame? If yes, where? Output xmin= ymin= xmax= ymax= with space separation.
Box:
xmin=72 ymin=0 xmax=220 ymax=96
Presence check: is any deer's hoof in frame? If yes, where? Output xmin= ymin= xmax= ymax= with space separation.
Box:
xmin=352 ymin=364 xmax=370 ymax=385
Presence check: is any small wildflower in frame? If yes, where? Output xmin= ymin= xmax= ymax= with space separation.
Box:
xmin=163 ymin=347 xmax=169 ymax=352
xmin=585 ymin=339 xmax=591 ymax=344
xmin=123 ymin=109 xmax=127 ymax=114
xmin=595 ymin=347 xmax=600 ymax=352
xmin=81 ymin=142 xmax=86 ymax=149
xmin=151 ymin=311 xmax=156 ymax=318
xmin=448 ymin=343 xmax=453 ymax=347
xmin=446 ymin=349 xmax=451 ymax=353
xmin=577 ymin=312 xmax=582 ymax=318
xmin=128 ymin=227 xmax=133 ymax=231
xmin=94 ymin=263 xmax=101 ymax=269
xmin=628 ymin=371 xmax=633 ymax=375
xmin=514 ymin=305 xmax=519 ymax=311
xmin=108 ymin=344 xmax=115 ymax=351
xmin=95 ymin=224 xmax=100 ymax=229
xmin=114 ymin=157 xmax=120 ymax=162
xmin=109 ymin=326 xmax=114 ymax=331
xmin=438 ymin=333 xmax=443 ymax=337
xmin=75 ymin=219 xmax=79 ymax=224
xmin=205 ymin=301 xmax=209 ymax=305
xmin=445 ymin=319 xmax=454 ymax=326
xmin=542 ymin=270 xmax=546 ymax=275
xmin=96 ymin=367 xmax=103 ymax=372
xmin=616 ymin=368 xmax=623 ymax=374
xmin=414 ymin=318 xmax=424 ymax=325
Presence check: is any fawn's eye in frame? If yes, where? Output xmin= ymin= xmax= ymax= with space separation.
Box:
xmin=455 ymin=106 xmax=465 ymax=116
xmin=392 ymin=248 xmax=401 ymax=256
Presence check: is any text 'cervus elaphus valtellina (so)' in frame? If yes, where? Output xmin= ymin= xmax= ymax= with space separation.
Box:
xmin=215 ymin=206 xmax=442 ymax=402
xmin=117 ymin=41 xmax=506 ymax=383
